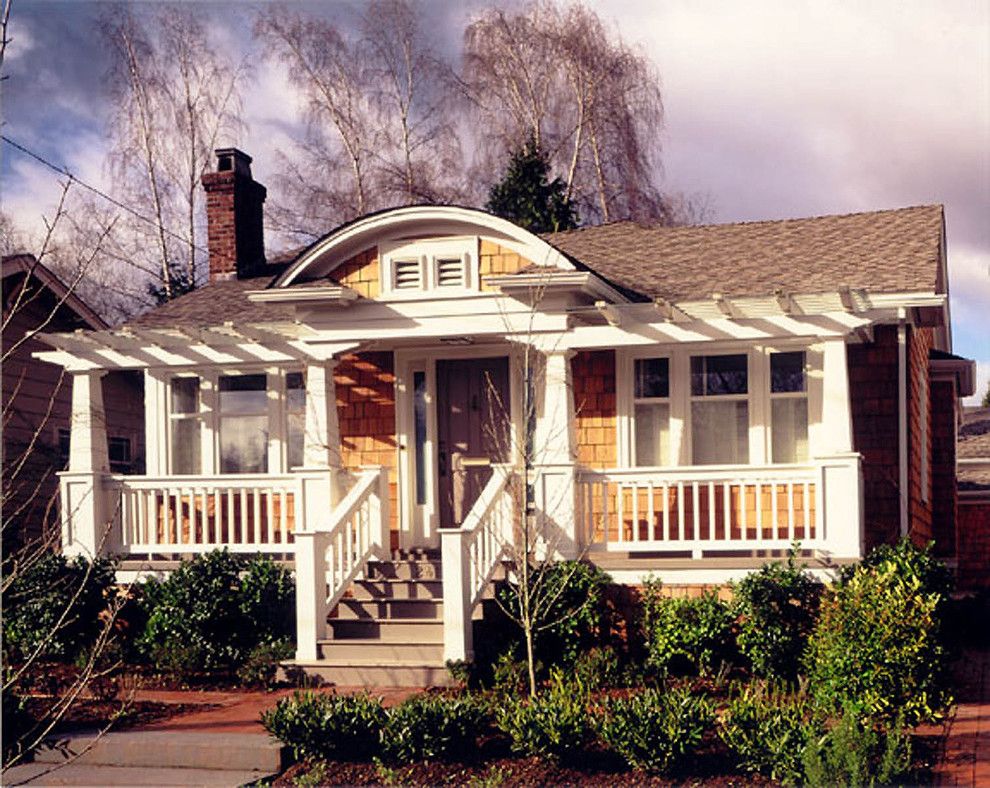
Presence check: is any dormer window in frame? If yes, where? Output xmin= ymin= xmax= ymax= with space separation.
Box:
xmin=382 ymin=238 xmax=476 ymax=296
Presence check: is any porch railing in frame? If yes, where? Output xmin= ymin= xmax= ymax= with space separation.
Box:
xmin=576 ymin=463 xmax=827 ymax=556
xmin=440 ymin=463 xmax=514 ymax=662
xmin=294 ymin=467 xmax=391 ymax=662
xmin=106 ymin=473 xmax=300 ymax=554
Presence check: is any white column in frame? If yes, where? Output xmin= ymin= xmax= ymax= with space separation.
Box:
xmin=303 ymin=360 xmax=342 ymax=472
xmin=440 ymin=527 xmax=473 ymax=662
xmin=61 ymin=370 xmax=111 ymax=558
xmin=813 ymin=338 xmax=862 ymax=558
xmin=294 ymin=529 xmax=330 ymax=662
xmin=143 ymin=370 xmax=166 ymax=475
xmin=531 ymin=347 xmax=578 ymax=557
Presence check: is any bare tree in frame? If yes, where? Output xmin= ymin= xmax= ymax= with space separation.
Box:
xmin=99 ymin=4 xmax=246 ymax=304
xmin=460 ymin=0 xmax=672 ymax=225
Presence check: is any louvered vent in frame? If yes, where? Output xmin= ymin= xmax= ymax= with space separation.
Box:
xmin=436 ymin=257 xmax=464 ymax=287
xmin=393 ymin=259 xmax=421 ymax=289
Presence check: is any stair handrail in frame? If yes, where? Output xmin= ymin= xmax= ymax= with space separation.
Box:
xmin=440 ymin=463 xmax=514 ymax=662
xmin=294 ymin=466 xmax=390 ymax=662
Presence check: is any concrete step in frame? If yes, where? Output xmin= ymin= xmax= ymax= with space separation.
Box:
xmin=317 ymin=639 xmax=444 ymax=662
xmin=285 ymin=659 xmax=452 ymax=688
xmin=390 ymin=548 xmax=441 ymax=561
xmin=336 ymin=597 xmax=443 ymax=620
xmin=1 ymin=762 xmax=276 ymax=786
xmin=326 ymin=617 xmax=443 ymax=642
xmin=32 ymin=730 xmax=285 ymax=773
xmin=367 ymin=559 xmax=442 ymax=580
xmin=352 ymin=578 xmax=444 ymax=600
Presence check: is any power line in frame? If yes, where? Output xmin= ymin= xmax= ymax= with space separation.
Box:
xmin=2 ymin=134 xmax=213 ymax=259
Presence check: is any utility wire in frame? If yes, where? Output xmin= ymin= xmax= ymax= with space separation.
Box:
xmin=2 ymin=134 xmax=213 ymax=259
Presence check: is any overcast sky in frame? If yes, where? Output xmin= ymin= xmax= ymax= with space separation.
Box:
xmin=2 ymin=0 xmax=988 ymax=401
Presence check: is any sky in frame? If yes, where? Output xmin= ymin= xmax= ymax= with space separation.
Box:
xmin=2 ymin=0 xmax=988 ymax=402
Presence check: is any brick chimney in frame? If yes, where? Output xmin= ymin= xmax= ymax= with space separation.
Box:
xmin=201 ymin=148 xmax=267 ymax=281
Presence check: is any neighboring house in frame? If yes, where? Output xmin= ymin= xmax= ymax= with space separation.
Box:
xmin=35 ymin=148 xmax=977 ymax=683
xmin=2 ymin=254 xmax=144 ymax=553
xmin=958 ymin=406 xmax=990 ymax=588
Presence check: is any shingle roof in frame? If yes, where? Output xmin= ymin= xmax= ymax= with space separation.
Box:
xmin=121 ymin=205 xmax=945 ymax=328
xmin=960 ymin=408 xmax=990 ymax=461
xmin=543 ymin=204 xmax=945 ymax=301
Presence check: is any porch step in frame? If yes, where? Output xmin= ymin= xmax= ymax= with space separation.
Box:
xmin=367 ymin=558 xmax=442 ymax=580
xmin=337 ymin=597 xmax=443 ymax=620
xmin=317 ymin=639 xmax=444 ymax=662
xmin=326 ymin=617 xmax=443 ymax=642
xmin=285 ymin=659 xmax=452 ymax=687
xmin=352 ymin=578 xmax=444 ymax=600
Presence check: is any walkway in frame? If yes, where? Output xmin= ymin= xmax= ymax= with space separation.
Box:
xmin=926 ymin=648 xmax=990 ymax=787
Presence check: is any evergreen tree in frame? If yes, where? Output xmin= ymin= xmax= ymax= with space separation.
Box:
xmin=485 ymin=137 xmax=578 ymax=233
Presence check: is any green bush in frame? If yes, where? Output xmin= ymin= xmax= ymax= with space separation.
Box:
xmin=495 ymin=669 xmax=592 ymax=763
xmin=597 ymin=686 xmax=713 ymax=773
xmin=235 ymin=638 xmax=294 ymax=687
xmin=261 ymin=690 xmax=386 ymax=762
xmin=732 ymin=554 xmax=821 ymax=680
xmin=491 ymin=650 xmax=532 ymax=695
xmin=138 ymin=550 xmax=296 ymax=675
xmin=804 ymin=540 xmax=952 ymax=725
xmin=239 ymin=556 xmax=295 ymax=644
xmin=802 ymin=707 xmax=912 ymax=788
xmin=718 ymin=683 xmax=818 ymax=785
xmin=572 ymin=645 xmax=622 ymax=691
xmin=498 ymin=561 xmax=613 ymax=668
xmin=642 ymin=581 xmax=734 ymax=674
xmin=382 ymin=693 xmax=489 ymax=763
xmin=2 ymin=553 xmax=115 ymax=663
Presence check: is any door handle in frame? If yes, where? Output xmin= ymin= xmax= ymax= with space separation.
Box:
xmin=460 ymin=457 xmax=491 ymax=468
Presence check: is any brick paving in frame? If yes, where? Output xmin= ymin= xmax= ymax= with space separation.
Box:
xmin=923 ymin=648 xmax=990 ymax=787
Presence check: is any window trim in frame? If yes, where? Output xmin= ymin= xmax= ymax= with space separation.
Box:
xmin=768 ymin=349 xmax=810 ymax=464
xmin=630 ymin=355 xmax=672 ymax=468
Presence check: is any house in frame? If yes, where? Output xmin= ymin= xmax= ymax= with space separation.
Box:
xmin=35 ymin=148 xmax=977 ymax=684
xmin=2 ymin=254 xmax=144 ymax=553
xmin=957 ymin=406 xmax=990 ymax=588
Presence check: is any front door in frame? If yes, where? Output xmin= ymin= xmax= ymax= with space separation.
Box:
xmin=436 ymin=357 xmax=510 ymax=527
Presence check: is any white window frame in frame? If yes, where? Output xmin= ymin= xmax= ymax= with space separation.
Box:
xmin=616 ymin=341 xmax=822 ymax=470
xmin=380 ymin=237 xmax=478 ymax=298
xmin=767 ymin=349 xmax=810 ymax=465
xmin=688 ymin=351 xmax=752 ymax=466
xmin=626 ymin=353 xmax=673 ymax=468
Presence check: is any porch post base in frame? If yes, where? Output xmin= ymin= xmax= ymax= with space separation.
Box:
xmin=815 ymin=452 xmax=864 ymax=560
xmin=439 ymin=527 xmax=473 ymax=663
xmin=294 ymin=530 xmax=329 ymax=663
xmin=59 ymin=471 xmax=110 ymax=559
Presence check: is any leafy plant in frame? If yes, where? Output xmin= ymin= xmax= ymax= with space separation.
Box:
xmin=239 ymin=556 xmax=295 ymax=645
xmin=2 ymin=553 xmax=115 ymax=663
xmin=802 ymin=706 xmax=912 ymax=788
xmin=261 ymin=690 xmax=386 ymax=762
xmin=641 ymin=581 xmax=734 ymax=674
xmin=597 ymin=686 xmax=713 ymax=773
xmin=381 ymin=693 xmax=489 ymax=763
xmin=491 ymin=650 xmax=532 ymax=696
xmin=805 ymin=540 xmax=953 ymax=725
xmin=732 ymin=551 xmax=821 ymax=680
xmin=236 ymin=638 xmax=294 ymax=687
xmin=495 ymin=669 xmax=592 ymax=763
xmin=718 ymin=683 xmax=819 ymax=785
xmin=572 ymin=645 xmax=622 ymax=691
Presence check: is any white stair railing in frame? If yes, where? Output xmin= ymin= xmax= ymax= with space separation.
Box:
xmin=440 ymin=464 xmax=514 ymax=662
xmin=295 ymin=467 xmax=390 ymax=662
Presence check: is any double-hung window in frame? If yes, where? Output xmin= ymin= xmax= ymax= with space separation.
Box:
xmin=218 ymin=374 xmax=269 ymax=474
xmin=690 ymin=354 xmax=749 ymax=465
xmin=170 ymin=376 xmax=202 ymax=474
xmin=769 ymin=351 xmax=809 ymax=463
xmin=632 ymin=357 xmax=670 ymax=466
xmin=286 ymin=371 xmax=306 ymax=469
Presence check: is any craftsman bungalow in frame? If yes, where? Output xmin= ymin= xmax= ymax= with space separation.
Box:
xmin=37 ymin=149 xmax=976 ymax=684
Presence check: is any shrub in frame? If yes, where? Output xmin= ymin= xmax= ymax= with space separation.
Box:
xmin=382 ymin=693 xmax=489 ymax=763
xmin=2 ymin=688 xmax=35 ymax=762
xmin=718 ymin=683 xmax=818 ymax=785
xmin=261 ymin=691 xmax=386 ymax=762
xmin=491 ymin=650 xmax=532 ymax=696
xmin=732 ymin=553 xmax=821 ymax=680
xmin=498 ymin=561 xmax=614 ymax=668
xmin=236 ymin=638 xmax=294 ymax=687
xmin=802 ymin=707 xmax=912 ymax=788
xmin=2 ymin=554 xmax=115 ymax=663
xmin=572 ymin=645 xmax=622 ymax=691
xmin=239 ymin=557 xmax=295 ymax=644
xmin=804 ymin=540 xmax=953 ymax=725
xmin=642 ymin=581 xmax=734 ymax=674
xmin=495 ymin=669 xmax=592 ymax=763
xmin=597 ymin=686 xmax=713 ymax=773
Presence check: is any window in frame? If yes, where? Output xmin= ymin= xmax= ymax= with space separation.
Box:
xmin=170 ymin=376 xmax=202 ymax=474
xmin=286 ymin=371 xmax=306 ymax=469
xmin=633 ymin=357 xmax=670 ymax=466
xmin=691 ymin=354 xmax=749 ymax=465
xmin=382 ymin=239 xmax=474 ymax=295
xmin=413 ymin=371 xmax=428 ymax=505
xmin=219 ymin=374 xmax=268 ymax=474
xmin=770 ymin=351 xmax=808 ymax=463
xmin=108 ymin=437 xmax=132 ymax=473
